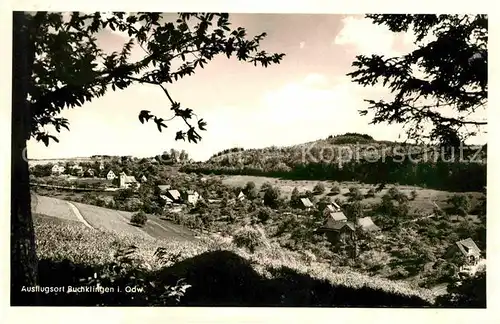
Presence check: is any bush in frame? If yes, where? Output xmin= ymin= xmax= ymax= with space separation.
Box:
xmin=334 ymin=198 xmax=345 ymax=208
xmin=313 ymin=182 xmax=326 ymax=195
xmin=366 ymin=188 xmax=376 ymax=198
xmin=410 ymin=190 xmax=418 ymax=201
xmin=263 ymin=185 xmax=280 ymax=208
xmin=131 ymin=211 xmax=148 ymax=227
xmin=346 ymin=201 xmax=364 ymax=220
xmin=260 ymin=182 xmax=273 ymax=192
xmin=244 ymin=181 xmax=256 ymax=192
xmin=256 ymin=207 xmax=272 ymax=223
xmin=436 ymin=269 xmax=486 ymax=307
xmin=447 ymin=194 xmax=471 ymax=216
xmin=348 ymin=186 xmax=363 ymax=201
xmin=330 ymin=183 xmax=341 ymax=195
xmin=244 ymin=181 xmax=258 ymax=199
xmin=233 ymin=225 xmax=269 ymax=252
xmin=290 ymin=187 xmax=301 ymax=208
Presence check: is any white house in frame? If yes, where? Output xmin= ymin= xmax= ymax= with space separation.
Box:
xmin=51 ymin=165 xmax=59 ymax=174
xmin=51 ymin=164 xmax=65 ymax=174
xmin=141 ymin=175 xmax=147 ymax=182
xmin=325 ymin=211 xmax=348 ymax=229
xmin=107 ymin=170 xmax=116 ymax=180
xmin=237 ymin=191 xmax=246 ymax=201
xmin=454 ymin=238 xmax=485 ymax=277
xmin=119 ymin=173 xmax=140 ymax=189
xmin=184 ymin=190 xmax=200 ymax=205
xmin=323 ymin=203 xmax=342 ymax=217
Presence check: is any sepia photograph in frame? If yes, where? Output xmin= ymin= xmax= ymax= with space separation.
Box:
xmin=10 ymin=11 xmax=487 ymax=309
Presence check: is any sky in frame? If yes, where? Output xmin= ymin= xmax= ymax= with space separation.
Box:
xmin=26 ymin=13 xmax=488 ymax=162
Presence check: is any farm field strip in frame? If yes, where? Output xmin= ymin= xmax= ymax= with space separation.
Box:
xmin=68 ymin=200 xmax=195 ymax=242
xmin=71 ymin=201 xmax=155 ymax=239
xmin=32 ymin=194 xmax=195 ymax=242
xmin=32 ymin=195 xmax=81 ymax=222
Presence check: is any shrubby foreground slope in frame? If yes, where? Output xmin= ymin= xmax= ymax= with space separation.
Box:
xmin=33 ymin=213 xmax=435 ymax=307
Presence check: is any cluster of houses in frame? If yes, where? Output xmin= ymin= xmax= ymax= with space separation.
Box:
xmin=50 ymin=162 xmax=149 ymax=190
xmin=51 ymin=162 xmax=104 ymax=178
xmin=309 ymin=199 xmax=382 ymax=245
xmin=304 ymin=197 xmax=485 ymax=277
xmin=156 ymin=185 xmax=202 ymax=212
xmin=49 ymin=162 xmax=487 ymax=277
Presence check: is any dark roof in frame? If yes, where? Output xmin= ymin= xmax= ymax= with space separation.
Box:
xmin=456 ymin=238 xmax=481 ymax=257
xmin=322 ymin=221 xmax=355 ymax=232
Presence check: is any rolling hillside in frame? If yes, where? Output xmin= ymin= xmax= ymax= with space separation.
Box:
xmin=181 ymin=134 xmax=487 ymax=192
xmin=33 ymin=211 xmax=437 ymax=307
xmin=207 ymin=134 xmax=486 ymax=166
xmin=32 ymin=194 xmax=195 ymax=242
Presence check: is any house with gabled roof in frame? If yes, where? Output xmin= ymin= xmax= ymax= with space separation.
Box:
xmin=160 ymin=194 xmax=174 ymax=206
xmin=166 ymin=189 xmax=182 ymax=203
xmin=157 ymin=184 xmax=171 ymax=193
xmin=357 ymin=217 xmax=381 ymax=232
xmin=237 ymin=191 xmax=246 ymax=201
xmin=323 ymin=203 xmax=342 ymax=217
xmin=448 ymin=238 xmax=485 ymax=277
xmin=183 ymin=189 xmax=201 ymax=205
xmin=106 ymin=170 xmax=116 ymax=180
xmin=85 ymin=168 xmax=95 ymax=177
xmin=141 ymin=175 xmax=148 ymax=182
xmin=325 ymin=211 xmax=348 ymax=228
xmin=300 ymin=198 xmax=314 ymax=210
xmin=316 ymin=221 xmax=355 ymax=244
xmin=119 ymin=173 xmax=140 ymax=189
xmin=456 ymin=238 xmax=482 ymax=264
xmin=51 ymin=164 xmax=65 ymax=174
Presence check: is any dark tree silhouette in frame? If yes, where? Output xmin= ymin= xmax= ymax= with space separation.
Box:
xmin=11 ymin=11 xmax=284 ymax=305
xmin=348 ymin=14 xmax=487 ymax=146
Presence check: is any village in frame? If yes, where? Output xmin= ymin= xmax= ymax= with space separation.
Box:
xmin=29 ymin=154 xmax=487 ymax=292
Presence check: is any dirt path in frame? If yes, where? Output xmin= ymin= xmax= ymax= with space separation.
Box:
xmin=66 ymin=201 xmax=94 ymax=230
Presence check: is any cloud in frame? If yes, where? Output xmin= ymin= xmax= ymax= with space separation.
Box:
xmin=334 ymin=16 xmax=399 ymax=57
xmin=299 ymin=41 xmax=306 ymax=49
xmin=303 ymin=73 xmax=329 ymax=88
xmin=236 ymin=73 xmax=402 ymax=148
